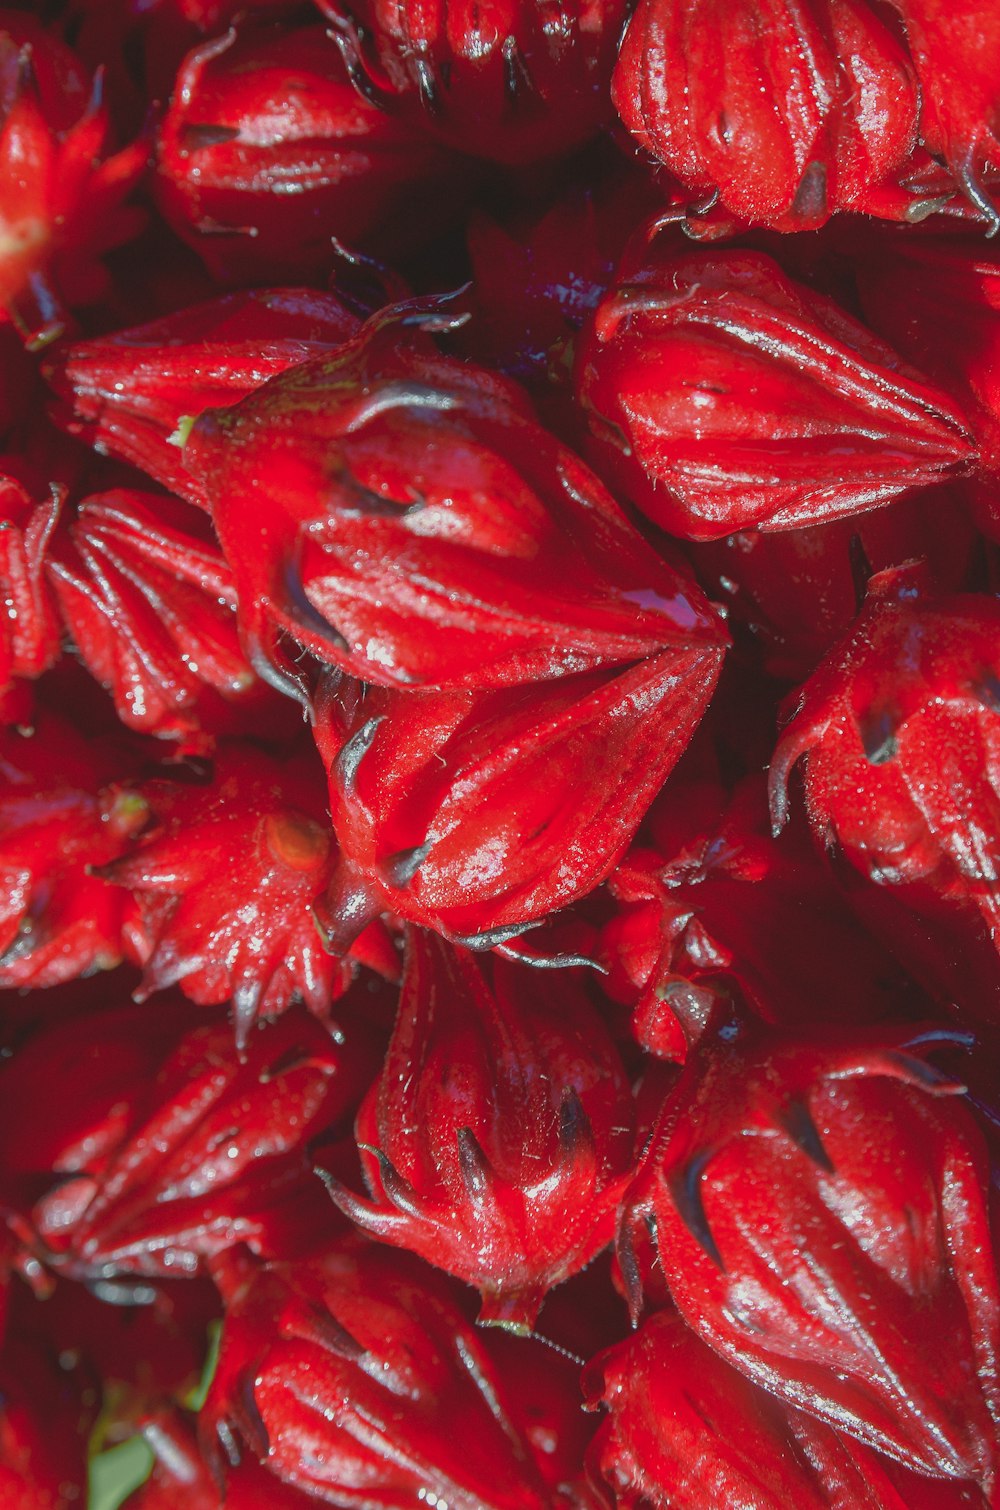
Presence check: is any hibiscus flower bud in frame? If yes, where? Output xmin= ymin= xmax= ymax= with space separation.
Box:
xmin=201 ymin=1240 xmax=552 ymax=1507
xmin=891 ymin=2 xmax=1000 ymax=230
xmin=620 ymin=1004 xmax=1000 ymax=1487
xmin=28 ymin=1002 xmax=371 ymax=1282
xmin=0 ymin=465 xmax=60 ymax=693
xmin=155 ymin=21 xmax=465 ymax=283
xmin=769 ymin=568 xmax=1000 ymax=1014
xmin=0 ymin=12 xmax=146 ymax=346
xmin=312 ymin=630 xmax=725 ymax=947
xmin=45 ymin=491 xmax=283 ymax=746
xmin=322 ymin=928 xmax=635 ymax=1329
xmin=98 ymin=742 xmax=368 ymax=1045
xmin=583 ymin=1309 xmax=913 ymax=1508
xmin=576 ymin=246 xmax=975 ymax=540
xmin=0 ymin=712 xmax=148 ymax=989
xmin=316 ymin=0 xmax=628 ymax=166
xmin=181 ymin=302 xmax=724 ymax=700
xmin=43 ymin=287 xmax=361 ymax=506
xmin=612 ymin=0 xmax=918 ymax=231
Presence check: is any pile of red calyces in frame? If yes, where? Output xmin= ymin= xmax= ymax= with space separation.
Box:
xmin=4 ymin=2 xmax=1000 ymax=1507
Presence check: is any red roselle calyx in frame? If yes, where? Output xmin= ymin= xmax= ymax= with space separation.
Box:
xmin=26 ymin=1003 xmax=368 ymax=1282
xmin=181 ymin=301 xmax=725 ymax=698
xmin=317 ymin=0 xmax=629 ymax=167
xmin=202 ymin=1240 xmax=553 ymax=1507
xmin=43 ymin=287 xmax=361 ymax=508
xmin=769 ymin=570 xmax=1000 ymax=1009
xmin=612 ymin=0 xmax=919 ymax=231
xmin=155 ymin=22 xmax=465 ymax=283
xmin=583 ymin=1308 xmax=912 ymax=1508
xmin=45 ymin=491 xmax=279 ymax=745
xmin=576 ymin=245 xmax=976 ymax=540
xmin=97 ymin=744 xmax=356 ymax=1046
xmin=619 ymin=1005 xmax=1000 ymax=1486
xmin=312 ymin=628 xmax=725 ymax=947
xmin=322 ymin=928 xmax=635 ymax=1329
xmin=0 ymin=13 xmax=146 ymax=347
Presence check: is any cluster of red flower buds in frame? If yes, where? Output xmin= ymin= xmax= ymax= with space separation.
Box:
xmin=2 ymin=1 xmax=1000 ymax=1507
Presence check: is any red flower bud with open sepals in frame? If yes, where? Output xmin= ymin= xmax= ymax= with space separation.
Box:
xmin=29 ymin=1001 xmax=371 ymax=1281
xmin=322 ymin=927 xmax=635 ymax=1329
xmin=0 ymin=992 xmax=203 ymax=1216
xmin=312 ymin=628 xmax=725 ymax=948
xmin=0 ymin=14 xmax=146 ymax=347
xmin=576 ymin=246 xmax=975 ymax=541
xmin=43 ymin=287 xmax=361 ymax=508
xmin=181 ymin=300 xmax=725 ymax=700
xmin=201 ymin=1239 xmax=553 ymax=1507
xmin=99 ymin=742 xmax=370 ymax=1045
xmin=612 ymin=0 xmax=919 ymax=232
xmin=619 ymin=1003 xmax=1000 ymax=1487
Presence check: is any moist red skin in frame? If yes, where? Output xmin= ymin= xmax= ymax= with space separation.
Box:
xmin=0 ymin=16 xmax=146 ymax=347
xmin=45 ymin=490 xmax=284 ymax=746
xmin=6 ymin=2 xmax=1000 ymax=1500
